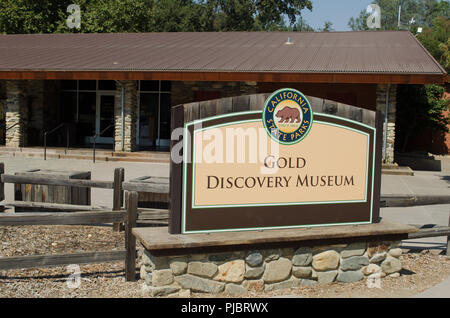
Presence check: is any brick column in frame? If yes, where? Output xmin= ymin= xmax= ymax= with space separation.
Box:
xmin=5 ymin=80 xmax=28 ymax=147
xmin=115 ymin=80 xmax=137 ymax=152
xmin=376 ymin=84 xmax=397 ymax=164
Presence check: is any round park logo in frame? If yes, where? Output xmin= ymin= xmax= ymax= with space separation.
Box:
xmin=262 ymin=88 xmax=313 ymax=145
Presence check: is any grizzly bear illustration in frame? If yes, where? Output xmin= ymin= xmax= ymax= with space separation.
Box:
xmin=275 ymin=106 xmax=301 ymax=123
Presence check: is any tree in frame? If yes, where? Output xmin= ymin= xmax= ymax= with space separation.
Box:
xmin=347 ymin=0 xmax=449 ymax=31
xmin=0 ymin=0 xmax=74 ymax=34
xmin=417 ymin=16 xmax=450 ymax=72
xmin=71 ymin=0 xmax=154 ymax=33
xmin=395 ymin=84 xmax=450 ymax=153
xmin=0 ymin=0 xmax=313 ymax=33
xmin=253 ymin=0 xmax=312 ymax=31
xmin=319 ymin=20 xmax=333 ymax=32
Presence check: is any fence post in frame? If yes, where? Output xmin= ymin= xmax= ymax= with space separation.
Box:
xmin=0 ymin=163 xmax=4 ymax=212
xmin=447 ymin=213 xmax=450 ymax=257
xmin=125 ymin=191 xmax=138 ymax=281
xmin=112 ymin=168 xmax=124 ymax=232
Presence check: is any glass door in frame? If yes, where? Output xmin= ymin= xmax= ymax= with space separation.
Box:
xmin=95 ymin=93 xmax=115 ymax=144
xmin=138 ymin=80 xmax=171 ymax=149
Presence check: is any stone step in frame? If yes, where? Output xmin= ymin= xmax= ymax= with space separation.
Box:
xmin=382 ymin=166 xmax=414 ymax=176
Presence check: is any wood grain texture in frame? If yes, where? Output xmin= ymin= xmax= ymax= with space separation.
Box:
xmin=0 ymin=250 xmax=126 ymax=270
xmin=2 ymin=174 xmax=114 ymax=189
xmin=133 ymin=221 xmax=417 ymax=252
xmin=169 ymin=104 xmax=184 ymax=234
xmin=1 ymin=200 xmax=102 ymax=211
xmin=0 ymin=211 xmax=126 ymax=226
xmin=0 ymin=163 xmax=4 ymax=212
xmin=121 ymin=182 xmax=169 ymax=193
xmin=112 ymin=167 xmax=125 ymax=231
xmin=125 ymin=191 xmax=138 ymax=281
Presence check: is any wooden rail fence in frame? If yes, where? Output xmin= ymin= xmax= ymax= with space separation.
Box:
xmin=0 ymin=163 xmax=168 ymax=281
xmin=0 ymin=160 xmax=447 ymax=281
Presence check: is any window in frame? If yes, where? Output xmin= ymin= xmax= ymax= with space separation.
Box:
xmin=138 ymin=80 xmax=171 ymax=147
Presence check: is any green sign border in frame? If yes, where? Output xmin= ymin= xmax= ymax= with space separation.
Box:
xmin=182 ymin=111 xmax=376 ymax=234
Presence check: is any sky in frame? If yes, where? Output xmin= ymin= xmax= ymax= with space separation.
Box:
xmin=301 ymin=0 xmax=374 ymax=31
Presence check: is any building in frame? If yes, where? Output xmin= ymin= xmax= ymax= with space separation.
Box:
xmin=0 ymin=31 xmax=447 ymax=163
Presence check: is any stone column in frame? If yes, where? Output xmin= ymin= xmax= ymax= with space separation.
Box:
xmin=376 ymin=84 xmax=397 ymax=164
xmin=27 ymin=80 xmax=45 ymax=146
xmin=0 ymin=80 xmax=5 ymax=144
xmin=5 ymin=80 xmax=28 ymax=147
xmin=114 ymin=80 xmax=137 ymax=152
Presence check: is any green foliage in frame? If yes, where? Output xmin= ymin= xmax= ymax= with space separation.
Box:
xmin=348 ymin=0 xmax=448 ymax=31
xmin=395 ymin=84 xmax=450 ymax=153
xmin=417 ymin=16 xmax=450 ymax=72
xmin=319 ymin=20 xmax=333 ymax=32
xmin=0 ymin=0 xmax=313 ymax=34
xmin=0 ymin=0 xmax=73 ymax=34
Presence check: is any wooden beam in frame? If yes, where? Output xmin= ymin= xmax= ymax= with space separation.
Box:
xmin=0 ymin=211 xmax=126 ymax=226
xmin=133 ymin=221 xmax=417 ymax=252
xmin=0 ymin=163 xmax=4 ymax=212
xmin=125 ymin=191 xmax=138 ymax=281
xmin=122 ymin=182 xmax=169 ymax=194
xmin=1 ymin=200 xmax=103 ymax=211
xmin=0 ymin=71 xmax=445 ymax=84
xmin=1 ymin=174 xmax=114 ymax=189
xmin=112 ymin=167 xmax=125 ymax=232
xmin=407 ymin=227 xmax=450 ymax=239
xmin=0 ymin=250 xmax=126 ymax=270
xmin=447 ymin=213 xmax=450 ymax=256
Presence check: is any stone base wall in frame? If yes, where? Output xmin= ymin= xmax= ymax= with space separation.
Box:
xmin=376 ymin=84 xmax=397 ymax=164
xmin=139 ymin=240 xmax=403 ymax=297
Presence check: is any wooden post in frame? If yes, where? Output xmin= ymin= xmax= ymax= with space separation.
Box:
xmin=447 ymin=213 xmax=450 ymax=257
xmin=125 ymin=191 xmax=138 ymax=281
xmin=112 ymin=168 xmax=124 ymax=232
xmin=119 ymin=168 xmax=125 ymax=209
xmin=0 ymin=163 xmax=4 ymax=212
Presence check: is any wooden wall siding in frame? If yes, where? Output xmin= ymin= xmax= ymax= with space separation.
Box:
xmin=182 ymin=93 xmax=376 ymax=127
xmin=258 ymin=82 xmax=377 ymax=111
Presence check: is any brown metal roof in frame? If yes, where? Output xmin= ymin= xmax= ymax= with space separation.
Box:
xmin=0 ymin=31 xmax=446 ymax=83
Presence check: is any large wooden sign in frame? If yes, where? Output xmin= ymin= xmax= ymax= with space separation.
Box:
xmin=170 ymin=90 xmax=382 ymax=234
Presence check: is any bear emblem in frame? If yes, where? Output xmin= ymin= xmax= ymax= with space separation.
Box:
xmin=275 ymin=106 xmax=301 ymax=123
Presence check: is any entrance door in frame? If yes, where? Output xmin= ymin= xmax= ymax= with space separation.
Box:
xmin=95 ymin=93 xmax=115 ymax=144
xmin=138 ymin=92 xmax=170 ymax=148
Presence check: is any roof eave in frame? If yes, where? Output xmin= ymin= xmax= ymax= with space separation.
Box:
xmin=0 ymin=70 xmax=446 ymax=84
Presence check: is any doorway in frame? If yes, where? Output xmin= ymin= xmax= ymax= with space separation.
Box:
xmin=138 ymin=81 xmax=171 ymax=150
xmin=95 ymin=93 xmax=115 ymax=143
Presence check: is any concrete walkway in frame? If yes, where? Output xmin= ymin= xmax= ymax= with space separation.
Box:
xmin=381 ymin=169 xmax=450 ymax=298
xmin=412 ymin=274 xmax=450 ymax=298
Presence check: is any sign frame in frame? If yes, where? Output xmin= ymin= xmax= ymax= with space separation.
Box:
xmin=180 ymin=110 xmax=380 ymax=234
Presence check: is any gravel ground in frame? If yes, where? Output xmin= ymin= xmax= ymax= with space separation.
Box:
xmin=1 ymin=225 xmax=449 ymax=298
